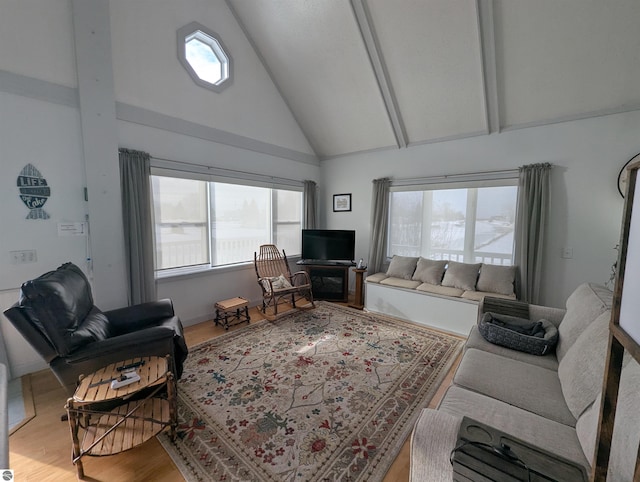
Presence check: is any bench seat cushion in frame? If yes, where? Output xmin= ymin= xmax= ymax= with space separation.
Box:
xmin=365 ymin=272 xmax=388 ymax=283
xmin=439 ymin=385 xmax=589 ymax=469
xmin=415 ymin=283 xmax=464 ymax=297
xmin=379 ymin=277 xmax=421 ymax=289
xmin=461 ymin=290 xmax=516 ymax=301
xmin=453 ymin=349 xmax=576 ymax=426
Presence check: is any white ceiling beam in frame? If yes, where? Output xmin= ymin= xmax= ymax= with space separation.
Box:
xmin=350 ymin=0 xmax=408 ymax=149
xmin=477 ymin=0 xmax=500 ymax=134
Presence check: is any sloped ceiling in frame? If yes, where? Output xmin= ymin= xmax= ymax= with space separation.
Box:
xmin=227 ymin=0 xmax=640 ymax=160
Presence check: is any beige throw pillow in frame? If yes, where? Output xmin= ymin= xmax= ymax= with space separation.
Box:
xmin=262 ymin=274 xmax=292 ymax=293
xmin=385 ymin=255 xmax=419 ymax=280
xmin=441 ymin=261 xmax=481 ymax=291
xmin=412 ymin=258 xmax=447 ymax=285
xmin=476 ymin=264 xmax=516 ymax=296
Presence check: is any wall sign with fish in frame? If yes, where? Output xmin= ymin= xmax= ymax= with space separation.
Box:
xmin=17 ymin=163 xmax=51 ymax=220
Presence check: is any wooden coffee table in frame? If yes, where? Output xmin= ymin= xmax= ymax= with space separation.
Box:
xmin=66 ymin=356 xmax=176 ymax=479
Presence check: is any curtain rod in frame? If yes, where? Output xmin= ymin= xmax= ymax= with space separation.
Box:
xmin=392 ymin=167 xmax=521 ymax=187
xmin=150 ymin=155 xmax=305 ymax=187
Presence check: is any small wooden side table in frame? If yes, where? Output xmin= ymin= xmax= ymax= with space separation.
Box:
xmin=349 ymin=268 xmax=367 ymax=310
xmin=214 ymin=296 xmax=250 ymax=330
xmin=66 ymin=356 xmax=176 ymax=479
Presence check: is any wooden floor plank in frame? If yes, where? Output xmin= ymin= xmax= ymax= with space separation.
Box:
xmin=9 ymin=302 xmax=461 ymax=481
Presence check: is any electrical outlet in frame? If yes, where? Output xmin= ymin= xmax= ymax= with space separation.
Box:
xmin=10 ymin=250 xmax=37 ymax=264
xmin=561 ymin=247 xmax=573 ymax=259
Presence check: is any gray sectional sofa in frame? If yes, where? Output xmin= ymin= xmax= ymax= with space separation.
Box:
xmin=410 ymin=282 xmax=640 ymax=481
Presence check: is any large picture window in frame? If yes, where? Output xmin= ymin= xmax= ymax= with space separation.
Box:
xmin=152 ymin=175 xmax=302 ymax=271
xmin=388 ymin=182 xmax=518 ymax=265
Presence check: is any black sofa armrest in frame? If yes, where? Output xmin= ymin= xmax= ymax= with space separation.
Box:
xmin=103 ymin=299 xmax=175 ymax=333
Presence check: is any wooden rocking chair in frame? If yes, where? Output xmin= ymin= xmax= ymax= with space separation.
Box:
xmin=254 ymin=244 xmax=315 ymax=319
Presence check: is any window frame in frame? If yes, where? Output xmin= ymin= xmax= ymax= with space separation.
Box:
xmin=387 ymin=176 xmax=519 ymax=266
xmin=177 ymin=22 xmax=233 ymax=93
xmin=151 ymin=170 xmax=304 ymax=278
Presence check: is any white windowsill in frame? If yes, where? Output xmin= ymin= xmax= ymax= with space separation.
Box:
xmin=155 ymin=262 xmax=254 ymax=283
xmin=155 ymin=255 xmax=302 ymax=283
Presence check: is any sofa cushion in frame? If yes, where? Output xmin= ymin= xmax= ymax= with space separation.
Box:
xmin=576 ymin=359 xmax=640 ymax=480
xmin=556 ymin=283 xmax=612 ymax=362
xmin=465 ymin=325 xmax=559 ymax=371
xmin=412 ymin=258 xmax=447 ymax=285
xmin=385 ymin=255 xmax=419 ymax=280
xmin=442 ymin=261 xmax=481 ymax=291
xmin=365 ymin=272 xmax=388 ymax=284
xmin=476 ymin=264 xmax=516 ymax=296
xmin=453 ymin=349 xmax=576 ymax=426
xmin=575 ymin=396 xmax=599 ymax=466
xmin=558 ymin=310 xmax=610 ymax=419
xmin=379 ymin=277 xmax=422 ymax=289
xmin=439 ymin=385 xmax=589 ymax=469
xmin=415 ymin=283 xmax=464 ymax=297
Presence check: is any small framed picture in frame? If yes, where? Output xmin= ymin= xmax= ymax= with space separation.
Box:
xmin=333 ymin=193 xmax=352 ymax=212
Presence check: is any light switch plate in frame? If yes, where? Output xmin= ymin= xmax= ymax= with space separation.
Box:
xmin=10 ymin=250 xmax=37 ymax=264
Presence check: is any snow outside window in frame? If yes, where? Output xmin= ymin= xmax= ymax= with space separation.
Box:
xmin=388 ymin=184 xmax=518 ymax=265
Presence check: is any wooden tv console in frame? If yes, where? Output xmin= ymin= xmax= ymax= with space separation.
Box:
xmin=297 ymin=261 xmax=355 ymax=302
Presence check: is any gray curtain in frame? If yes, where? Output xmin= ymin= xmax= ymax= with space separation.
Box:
xmin=514 ymin=162 xmax=552 ymax=304
xmin=303 ymin=180 xmax=318 ymax=229
xmin=368 ymin=178 xmax=391 ymax=273
xmin=119 ymin=148 xmax=156 ymax=305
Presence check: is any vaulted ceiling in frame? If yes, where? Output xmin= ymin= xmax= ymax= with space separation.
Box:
xmin=226 ymin=0 xmax=640 ymax=160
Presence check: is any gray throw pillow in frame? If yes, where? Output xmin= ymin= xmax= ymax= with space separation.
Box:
xmin=441 ymin=261 xmax=481 ymax=291
xmin=412 ymin=258 xmax=447 ymax=285
xmin=385 ymin=255 xmax=419 ymax=280
xmin=476 ymin=264 xmax=516 ymax=296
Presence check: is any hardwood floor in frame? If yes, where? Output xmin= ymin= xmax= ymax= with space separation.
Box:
xmin=9 ymin=303 xmax=461 ymax=481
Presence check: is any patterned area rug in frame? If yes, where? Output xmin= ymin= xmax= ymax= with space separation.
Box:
xmin=159 ymin=302 xmax=463 ymax=481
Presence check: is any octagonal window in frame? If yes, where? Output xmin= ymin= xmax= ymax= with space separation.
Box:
xmin=178 ymin=22 xmax=232 ymax=93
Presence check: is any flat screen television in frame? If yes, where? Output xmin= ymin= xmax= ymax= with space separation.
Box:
xmin=301 ymin=229 xmax=355 ymax=263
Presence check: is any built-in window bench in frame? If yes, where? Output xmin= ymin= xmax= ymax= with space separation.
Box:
xmin=363 ymin=256 xmax=517 ymax=336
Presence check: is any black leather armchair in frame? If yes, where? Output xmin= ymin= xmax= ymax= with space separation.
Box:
xmin=3 ymin=262 xmax=188 ymax=395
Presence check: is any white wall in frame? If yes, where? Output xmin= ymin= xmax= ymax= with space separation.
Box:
xmin=0 ymin=93 xmax=89 ymax=377
xmin=109 ymin=0 xmax=314 ymax=155
xmin=0 ymin=0 xmax=77 ymax=88
xmin=321 ymin=111 xmax=639 ymax=308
